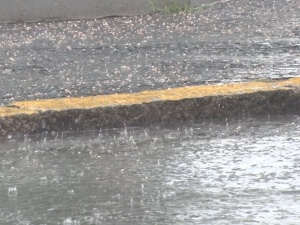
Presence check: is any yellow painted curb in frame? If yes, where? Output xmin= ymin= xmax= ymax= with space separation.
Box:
xmin=5 ymin=77 xmax=300 ymax=113
xmin=0 ymin=77 xmax=299 ymax=137
xmin=0 ymin=107 xmax=36 ymax=117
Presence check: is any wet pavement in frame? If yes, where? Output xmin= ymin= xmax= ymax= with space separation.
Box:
xmin=0 ymin=0 xmax=300 ymax=105
xmin=0 ymin=115 xmax=300 ymax=224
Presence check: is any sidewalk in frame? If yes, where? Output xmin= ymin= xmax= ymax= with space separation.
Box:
xmin=0 ymin=0 xmax=300 ymax=136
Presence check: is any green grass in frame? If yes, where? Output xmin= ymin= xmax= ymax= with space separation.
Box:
xmin=148 ymin=0 xmax=199 ymax=14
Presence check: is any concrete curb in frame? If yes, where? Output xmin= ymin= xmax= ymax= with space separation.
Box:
xmin=1 ymin=78 xmax=300 ymax=137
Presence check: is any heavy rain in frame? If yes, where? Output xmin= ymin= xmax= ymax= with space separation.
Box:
xmin=0 ymin=0 xmax=300 ymax=224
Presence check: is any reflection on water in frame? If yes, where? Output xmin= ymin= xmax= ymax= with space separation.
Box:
xmin=0 ymin=115 xmax=300 ymax=224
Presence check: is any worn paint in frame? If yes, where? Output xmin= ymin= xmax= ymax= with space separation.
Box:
xmin=0 ymin=107 xmax=36 ymax=117
xmin=6 ymin=77 xmax=300 ymax=113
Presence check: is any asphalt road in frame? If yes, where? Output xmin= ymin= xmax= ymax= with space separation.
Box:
xmin=0 ymin=0 xmax=299 ymax=105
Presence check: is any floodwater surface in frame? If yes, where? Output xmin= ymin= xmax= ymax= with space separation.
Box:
xmin=0 ymin=115 xmax=300 ymax=224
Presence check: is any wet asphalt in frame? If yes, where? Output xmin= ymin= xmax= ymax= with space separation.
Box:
xmin=0 ymin=0 xmax=299 ymax=105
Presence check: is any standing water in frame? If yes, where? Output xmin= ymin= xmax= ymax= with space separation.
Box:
xmin=0 ymin=115 xmax=300 ymax=224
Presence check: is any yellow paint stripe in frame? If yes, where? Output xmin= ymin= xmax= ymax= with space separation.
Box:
xmin=8 ymin=77 xmax=300 ymax=112
xmin=0 ymin=107 xmax=36 ymax=117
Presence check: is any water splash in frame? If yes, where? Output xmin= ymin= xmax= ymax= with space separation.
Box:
xmin=63 ymin=218 xmax=80 ymax=225
xmin=7 ymin=186 xmax=17 ymax=198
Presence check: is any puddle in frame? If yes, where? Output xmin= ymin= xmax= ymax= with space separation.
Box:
xmin=0 ymin=115 xmax=300 ymax=224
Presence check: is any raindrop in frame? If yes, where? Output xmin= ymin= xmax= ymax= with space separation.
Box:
xmin=141 ymin=183 xmax=145 ymax=196
xmin=8 ymin=186 xmax=17 ymax=197
xmin=122 ymin=124 xmax=128 ymax=138
xmin=130 ymin=197 xmax=133 ymax=209
xmin=184 ymin=128 xmax=188 ymax=136
xmin=63 ymin=218 xmax=72 ymax=225
xmin=190 ymin=127 xmax=194 ymax=136
xmin=41 ymin=119 xmax=46 ymax=129
xmin=40 ymin=176 xmax=48 ymax=185
xmin=68 ymin=189 xmax=75 ymax=195
xmin=144 ymin=129 xmax=149 ymax=139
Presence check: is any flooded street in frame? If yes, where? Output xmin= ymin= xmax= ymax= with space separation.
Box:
xmin=0 ymin=115 xmax=300 ymax=224
xmin=0 ymin=0 xmax=299 ymax=223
